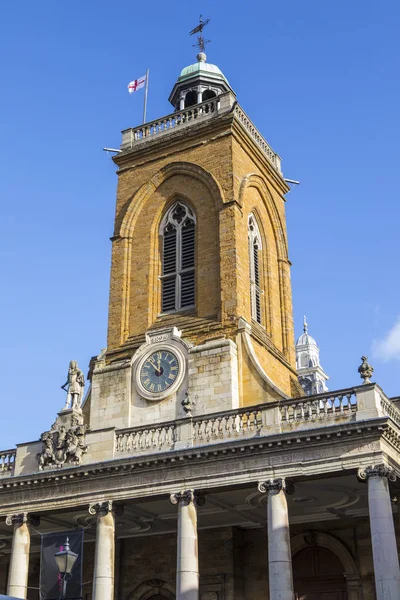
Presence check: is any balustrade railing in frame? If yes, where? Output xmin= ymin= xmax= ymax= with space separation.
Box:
xmin=192 ymin=407 xmax=263 ymax=444
xmin=4 ymin=387 xmax=399 ymax=470
xmin=116 ymin=422 xmax=176 ymax=454
xmin=120 ymin=94 xmax=281 ymax=172
xmin=380 ymin=394 xmax=400 ymax=428
xmin=233 ymin=104 xmax=280 ymax=170
xmin=280 ymin=390 xmax=357 ymax=425
xmin=121 ymin=97 xmax=220 ymax=149
xmin=0 ymin=449 xmax=16 ymax=475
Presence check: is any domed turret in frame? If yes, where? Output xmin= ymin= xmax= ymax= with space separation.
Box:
xmin=296 ymin=316 xmax=329 ymax=395
xmin=169 ymin=52 xmax=236 ymax=111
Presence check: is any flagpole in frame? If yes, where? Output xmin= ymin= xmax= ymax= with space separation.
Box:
xmin=143 ymin=69 xmax=149 ymax=124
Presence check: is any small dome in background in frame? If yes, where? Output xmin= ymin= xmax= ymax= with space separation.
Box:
xmin=295 ymin=316 xmax=329 ymax=396
xmin=296 ymin=316 xmax=317 ymax=347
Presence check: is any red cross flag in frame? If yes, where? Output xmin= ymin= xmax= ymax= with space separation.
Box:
xmin=128 ymin=75 xmax=146 ymax=94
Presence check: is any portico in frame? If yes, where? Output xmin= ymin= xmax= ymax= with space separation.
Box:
xmin=1 ymin=383 xmax=400 ymax=600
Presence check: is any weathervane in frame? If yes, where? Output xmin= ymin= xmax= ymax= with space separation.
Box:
xmin=189 ymin=15 xmax=211 ymax=53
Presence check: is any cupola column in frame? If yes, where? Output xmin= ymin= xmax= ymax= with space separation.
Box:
xmin=196 ymin=88 xmax=202 ymax=104
xmin=179 ymin=94 xmax=185 ymax=110
xmin=258 ymin=478 xmax=295 ymax=600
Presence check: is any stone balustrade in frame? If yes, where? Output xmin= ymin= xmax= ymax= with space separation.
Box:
xmin=192 ymin=406 xmax=263 ymax=444
xmin=0 ymin=450 xmax=16 ymax=476
xmin=233 ymin=104 xmax=281 ymax=171
xmin=2 ymin=384 xmax=399 ymax=475
xmin=121 ymin=97 xmax=221 ymax=149
xmin=116 ymin=422 xmax=176 ymax=454
xmin=120 ymin=93 xmax=281 ymax=172
xmin=379 ymin=394 xmax=400 ymax=428
xmin=280 ymin=390 xmax=357 ymax=424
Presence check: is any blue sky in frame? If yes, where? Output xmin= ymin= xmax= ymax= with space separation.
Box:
xmin=1 ymin=0 xmax=399 ymax=448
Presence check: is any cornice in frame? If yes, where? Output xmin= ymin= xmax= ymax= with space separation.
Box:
xmin=0 ymin=417 xmax=392 ymax=516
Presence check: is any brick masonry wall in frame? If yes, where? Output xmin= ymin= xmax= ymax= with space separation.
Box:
xmin=106 ymin=114 xmax=296 ymax=402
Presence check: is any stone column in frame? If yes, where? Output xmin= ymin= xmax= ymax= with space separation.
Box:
xmin=258 ymin=478 xmax=295 ymax=600
xmin=6 ymin=513 xmax=31 ymax=599
xmin=170 ymin=490 xmax=204 ymax=600
xmin=89 ymin=501 xmax=123 ymax=600
xmin=358 ymin=464 xmax=400 ymax=599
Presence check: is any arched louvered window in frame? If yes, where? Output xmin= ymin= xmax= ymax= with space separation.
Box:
xmin=248 ymin=214 xmax=263 ymax=324
xmin=160 ymin=202 xmax=196 ymax=313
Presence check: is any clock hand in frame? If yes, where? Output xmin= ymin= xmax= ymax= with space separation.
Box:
xmin=148 ymin=357 xmax=158 ymax=371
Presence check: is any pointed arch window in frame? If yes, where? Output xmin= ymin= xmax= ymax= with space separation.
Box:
xmin=160 ymin=202 xmax=196 ymax=313
xmin=248 ymin=214 xmax=263 ymax=324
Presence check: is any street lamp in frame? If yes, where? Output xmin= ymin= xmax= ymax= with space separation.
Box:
xmin=54 ymin=537 xmax=79 ymax=599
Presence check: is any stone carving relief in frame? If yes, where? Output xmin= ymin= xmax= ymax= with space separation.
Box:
xmin=38 ymin=409 xmax=88 ymax=470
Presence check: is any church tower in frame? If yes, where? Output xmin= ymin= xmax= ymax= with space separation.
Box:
xmin=296 ymin=316 xmax=329 ymax=395
xmin=86 ymin=50 xmax=303 ymax=431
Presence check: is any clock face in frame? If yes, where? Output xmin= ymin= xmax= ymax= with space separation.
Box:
xmin=139 ymin=349 xmax=180 ymax=395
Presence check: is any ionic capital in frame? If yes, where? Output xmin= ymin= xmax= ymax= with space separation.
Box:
xmin=5 ymin=513 xmax=39 ymax=527
xmin=5 ymin=513 xmax=28 ymax=527
xmin=357 ymin=463 xmax=396 ymax=483
xmin=88 ymin=500 xmax=124 ymax=516
xmin=170 ymin=489 xmax=205 ymax=507
xmin=258 ymin=477 xmax=295 ymax=495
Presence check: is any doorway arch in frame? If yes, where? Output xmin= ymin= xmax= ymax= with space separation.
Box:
xmin=129 ymin=579 xmax=175 ymax=600
xmin=291 ymin=532 xmax=362 ymax=600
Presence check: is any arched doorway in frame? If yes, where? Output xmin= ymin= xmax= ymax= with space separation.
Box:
xmin=291 ymin=531 xmax=362 ymax=600
xmin=293 ymin=545 xmax=347 ymax=599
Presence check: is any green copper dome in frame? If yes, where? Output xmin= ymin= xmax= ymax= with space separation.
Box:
xmin=178 ymin=52 xmax=231 ymax=86
xmin=169 ymin=52 xmax=235 ymax=109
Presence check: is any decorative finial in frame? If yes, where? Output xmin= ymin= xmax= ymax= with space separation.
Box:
xmin=303 ymin=315 xmax=308 ymax=334
xmin=358 ymin=356 xmax=374 ymax=384
xmin=189 ymin=15 xmax=211 ymax=54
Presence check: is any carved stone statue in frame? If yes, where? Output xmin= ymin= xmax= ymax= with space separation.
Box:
xmin=38 ymin=410 xmax=88 ymax=470
xmin=61 ymin=360 xmax=85 ymax=410
xmin=181 ymin=391 xmax=195 ymax=416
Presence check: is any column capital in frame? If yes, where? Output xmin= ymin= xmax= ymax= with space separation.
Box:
xmin=170 ymin=489 xmax=205 ymax=507
xmin=258 ymin=477 xmax=295 ymax=495
xmin=358 ymin=463 xmax=397 ymax=483
xmin=5 ymin=513 xmax=40 ymax=527
xmin=88 ymin=500 xmax=124 ymax=516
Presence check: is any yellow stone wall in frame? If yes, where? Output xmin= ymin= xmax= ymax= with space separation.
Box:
xmin=107 ymin=115 xmax=298 ymax=398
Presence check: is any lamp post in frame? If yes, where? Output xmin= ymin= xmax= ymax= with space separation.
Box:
xmin=54 ymin=537 xmax=78 ymax=600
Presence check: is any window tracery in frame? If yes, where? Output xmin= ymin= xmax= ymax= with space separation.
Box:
xmin=160 ymin=202 xmax=196 ymax=313
xmin=248 ymin=214 xmax=263 ymax=324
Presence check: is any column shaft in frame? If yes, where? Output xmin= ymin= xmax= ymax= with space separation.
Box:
xmin=259 ymin=479 xmax=294 ymax=600
xmin=267 ymin=490 xmax=294 ymax=600
xmin=92 ymin=504 xmax=115 ymax=600
xmin=7 ymin=516 xmax=30 ymax=599
xmin=368 ymin=475 xmax=400 ymax=598
xmin=171 ymin=490 xmax=201 ymax=600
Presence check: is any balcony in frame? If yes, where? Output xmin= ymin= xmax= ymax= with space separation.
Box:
xmin=120 ymin=93 xmax=282 ymax=173
xmin=2 ymin=383 xmax=398 ymax=479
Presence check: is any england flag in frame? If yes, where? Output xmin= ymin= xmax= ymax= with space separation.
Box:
xmin=127 ymin=75 xmax=146 ymax=93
